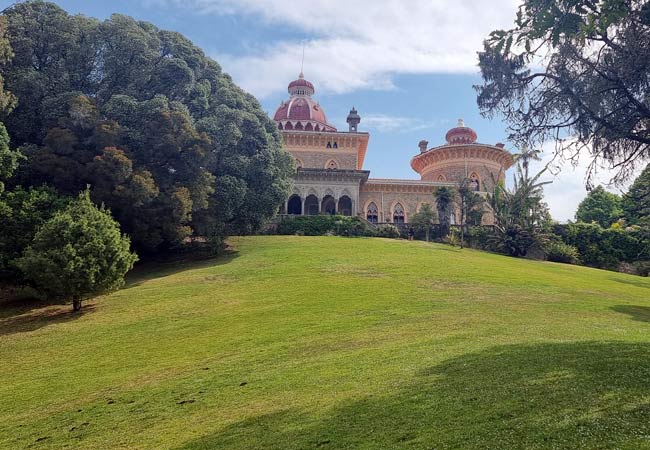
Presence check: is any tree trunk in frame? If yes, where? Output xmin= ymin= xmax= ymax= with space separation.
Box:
xmin=72 ymin=296 xmax=82 ymax=312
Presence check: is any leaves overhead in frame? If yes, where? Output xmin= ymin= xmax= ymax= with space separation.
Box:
xmin=476 ymin=0 xmax=650 ymax=186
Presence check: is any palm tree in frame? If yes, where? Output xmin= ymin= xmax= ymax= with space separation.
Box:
xmin=488 ymin=164 xmax=552 ymax=256
xmin=512 ymin=145 xmax=542 ymax=179
xmin=435 ymin=186 xmax=455 ymax=238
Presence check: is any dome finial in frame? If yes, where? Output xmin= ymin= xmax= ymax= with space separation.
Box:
xmin=299 ymin=42 xmax=305 ymax=79
xmin=458 ymin=118 xmax=465 ymax=127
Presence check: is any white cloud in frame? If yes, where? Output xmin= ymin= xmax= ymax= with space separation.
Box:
xmin=360 ymin=114 xmax=449 ymax=133
xmin=155 ymin=0 xmax=521 ymax=98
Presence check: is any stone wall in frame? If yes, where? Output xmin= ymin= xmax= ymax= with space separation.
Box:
xmin=290 ymin=150 xmax=358 ymax=170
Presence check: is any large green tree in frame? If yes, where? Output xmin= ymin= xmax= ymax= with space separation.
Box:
xmin=0 ymin=15 xmax=20 ymax=192
xmin=476 ymin=0 xmax=650 ymax=186
xmin=575 ymin=185 xmax=622 ymax=227
xmin=622 ymin=164 xmax=650 ymax=225
xmin=2 ymin=1 xmax=293 ymax=252
xmin=16 ymin=190 xmax=138 ymax=311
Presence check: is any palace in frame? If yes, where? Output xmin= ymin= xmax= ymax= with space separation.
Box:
xmin=274 ymin=73 xmax=514 ymax=224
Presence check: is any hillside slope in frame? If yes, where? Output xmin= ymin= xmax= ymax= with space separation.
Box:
xmin=2 ymin=236 xmax=650 ymax=449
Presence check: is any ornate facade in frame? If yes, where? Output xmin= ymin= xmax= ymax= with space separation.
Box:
xmin=274 ymin=73 xmax=514 ymax=225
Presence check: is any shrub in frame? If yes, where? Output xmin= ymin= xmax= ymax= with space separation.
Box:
xmin=276 ymin=215 xmax=375 ymax=237
xmin=15 ymin=190 xmax=138 ymax=311
xmin=633 ymin=261 xmax=650 ymax=277
xmin=546 ymin=241 xmax=581 ymax=264
xmin=376 ymin=224 xmax=400 ymax=239
xmin=0 ymin=185 xmax=70 ymax=280
xmin=466 ymin=226 xmax=491 ymax=250
xmin=562 ymin=222 xmax=642 ymax=269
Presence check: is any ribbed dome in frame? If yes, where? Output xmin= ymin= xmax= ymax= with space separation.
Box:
xmin=288 ymin=73 xmax=315 ymax=96
xmin=445 ymin=118 xmax=478 ymax=144
xmin=273 ymin=73 xmax=336 ymax=132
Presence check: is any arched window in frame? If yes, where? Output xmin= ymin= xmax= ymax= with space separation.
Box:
xmin=366 ymin=202 xmax=378 ymax=223
xmin=287 ymin=195 xmax=302 ymax=215
xmin=333 ymin=142 xmax=338 ymax=148
xmin=278 ymin=123 xmax=283 ymax=130
xmin=437 ymin=174 xmax=446 ymax=182
xmin=326 ymin=142 xmax=332 ymax=148
xmin=294 ymin=158 xmax=303 ymax=169
xmin=338 ymin=196 xmax=352 ymax=216
xmin=469 ymin=172 xmax=480 ymax=191
xmin=295 ymin=122 xmax=304 ymax=131
xmin=326 ymin=160 xmax=338 ymax=170
xmin=393 ymin=203 xmax=405 ymax=224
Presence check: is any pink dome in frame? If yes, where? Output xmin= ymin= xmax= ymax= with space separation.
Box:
xmin=273 ymin=73 xmax=336 ymax=132
xmin=445 ymin=119 xmax=478 ymax=144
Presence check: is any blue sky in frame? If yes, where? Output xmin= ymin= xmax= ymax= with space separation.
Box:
xmin=1 ymin=0 xmax=627 ymax=221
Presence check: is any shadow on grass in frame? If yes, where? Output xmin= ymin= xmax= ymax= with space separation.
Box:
xmin=611 ymin=305 xmax=650 ymax=323
xmin=0 ymin=249 xmax=239 ymax=335
xmin=177 ymin=341 xmax=650 ymax=450
xmin=0 ymin=302 xmax=96 ymax=336
xmin=608 ymin=276 xmax=650 ymax=289
xmin=125 ymin=249 xmax=239 ymax=289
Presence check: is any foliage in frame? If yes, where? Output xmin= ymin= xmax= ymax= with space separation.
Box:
xmin=575 ymin=185 xmax=623 ymax=227
xmin=466 ymin=225 xmax=492 ymax=250
xmin=488 ymin=165 xmax=552 ymax=256
xmin=476 ymin=0 xmax=650 ymax=185
xmin=375 ymin=224 xmax=400 ymax=239
xmin=276 ymin=215 xmax=375 ymax=237
xmin=512 ymin=145 xmax=541 ymax=180
xmin=15 ymin=190 xmax=138 ymax=310
xmin=2 ymin=235 xmax=650 ymax=449
xmin=458 ymin=181 xmax=485 ymax=226
xmin=409 ymin=203 xmax=437 ymax=241
xmin=546 ymin=240 xmax=581 ymax=265
xmin=2 ymin=1 xmax=293 ymax=252
xmin=622 ymin=164 xmax=650 ymax=225
xmin=435 ymin=186 xmax=455 ymax=237
xmin=561 ymin=222 xmax=647 ymax=269
xmin=0 ymin=185 xmax=69 ymax=279
xmin=0 ymin=16 xmax=21 ymax=193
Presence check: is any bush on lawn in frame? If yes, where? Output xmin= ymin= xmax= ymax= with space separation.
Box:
xmin=546 ymin=241 xmax=581 ymax=265
xmin=276 ymin=215 xmax=375 ymax=237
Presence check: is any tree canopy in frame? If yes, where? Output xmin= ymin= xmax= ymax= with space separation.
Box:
xmin=2 ymin=1 xmax=293 ymax=252
xmin=622 ymin=164 xmax=650 ymax=225
xmin=16 ymin=190 xmax=138 ymax=310
xmin=476 ymin=0 xmax=650 ymax=186
xmin=575 ymin=185 xmax=622 ymax=227
xmin=409 ymin=203 xmax=437 ymax=242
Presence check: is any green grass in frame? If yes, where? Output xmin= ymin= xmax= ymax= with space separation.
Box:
xmin=2 ymin=236 xmax=650 ymax=450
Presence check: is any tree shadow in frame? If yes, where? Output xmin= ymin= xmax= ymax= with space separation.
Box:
xmin=608 ymin=276 xmax=650 ymax=289
xmin=125 ymin=249 xmax=239 ymax=289
xmin=611 ymin=305 xmax=650 ymax=323
xmin=177 ymin=341 xmax=650 ymax=450
xmin=0 ymin=302 xmax=96 ymax=336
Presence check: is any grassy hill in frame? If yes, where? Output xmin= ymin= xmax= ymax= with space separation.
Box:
xmin=2 ymin=236 xmax=650 ymax=449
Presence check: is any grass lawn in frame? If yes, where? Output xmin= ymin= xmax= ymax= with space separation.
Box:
xmin=2 ymin=236 xmax=650 ymax=449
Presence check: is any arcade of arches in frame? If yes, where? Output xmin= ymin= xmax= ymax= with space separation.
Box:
xmin=273 ymin=73 xmax=515 ymax=225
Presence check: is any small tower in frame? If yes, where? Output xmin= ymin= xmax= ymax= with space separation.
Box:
xmin=346 ymin=106 xmax=361 ymax=132
xmin=418 ymin=140 xmax=428 ymax=153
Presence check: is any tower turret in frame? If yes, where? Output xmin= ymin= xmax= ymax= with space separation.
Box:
xmin=346 ymin=106 xmax=361 ymax=132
